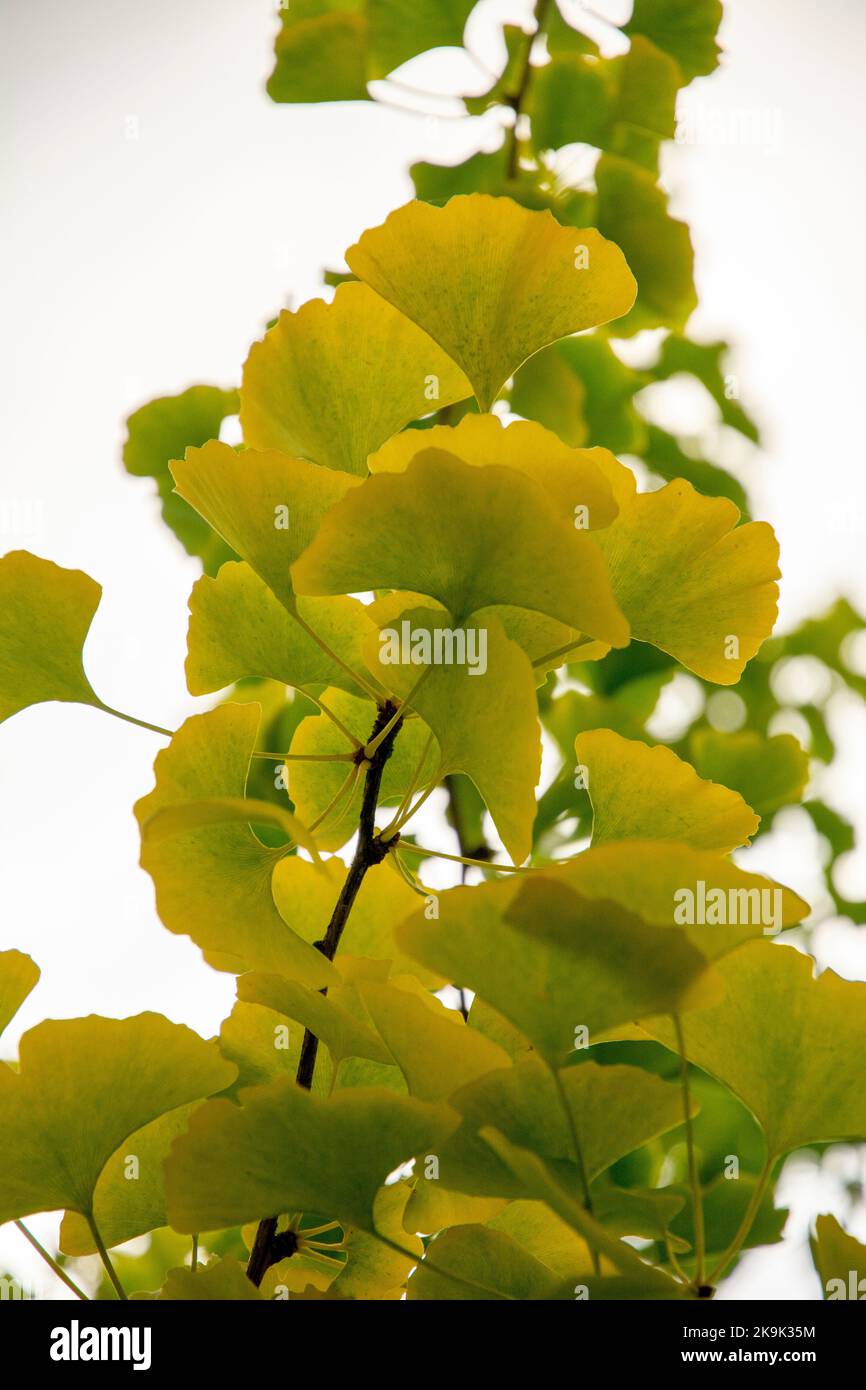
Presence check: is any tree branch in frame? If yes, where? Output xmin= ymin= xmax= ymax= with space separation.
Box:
xmin=246 ymin=700 xmax=404 ymax=1286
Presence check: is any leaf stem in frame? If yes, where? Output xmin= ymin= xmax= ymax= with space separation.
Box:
xmin=246 ymin=701 xmax=404 ymax=1286
xmin=672 ymin=1012 xmax=706 ymax=1290
xmin=95 ymin=703 xmax=173 ymax=737
xmin=398 ymin=842 xmax=528 ymax=873
xmin=292 ymin=609 xmax=385 ymax=703
xmin=550 ymin=1067 xmax=600 ymax=1276
xmin=365 ymin=669 xmax=430 ymax=758
xmin=706 ymin=1158 xmax=774 ymax=1286
xmin=190 ymin=1234 xmax=198 ymax=1271
xmin=85 ymin=1212 xmax=127 ymax=1301
xmin=14 ymin=1220 xmax=89 ymax=1300
xmin=305 ymin=692 xmax=364 ymax=749
xmin=252 ymin=750 xmax=356 ymax=763
xmin=532 ymin=635 xmax=595 ymax=670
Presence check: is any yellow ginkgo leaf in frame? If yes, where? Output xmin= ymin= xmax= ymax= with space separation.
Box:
xmin=240 ymin=282 xmax=471 ymax=474
xmin=0 ymin=950 xmax=40 ymax=1043
xmin=0 ymin=1014 xmax=234 ymax=1223
xmin=0 ymin=551 xmax=102 ymax=723
xmin=186 ymin=561 xmax=375 ymax=699
xmin=368 ymin=414 xmax=619 ymax=529
xmin=135 ymin=703 xmax=336 ymax=988
xmin=594 ymin=473 xmax=780 ymax=683
xmin=292 ymin=449 xmax=629 ymax=645
xmin=346 ymin=195 xmax=637 ymax=409
xmin=170 ymin=440 xmax=361 ymax=606
xmin=575 ymin=728 xmax=759 ymax=852
xmin=236 ymin=972 xmax=393 ymax=1068
xmin=365 ymin=606 xmax=541 ymax=863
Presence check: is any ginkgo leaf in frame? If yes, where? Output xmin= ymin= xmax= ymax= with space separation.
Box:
xmin=170 ymin=440 xmax=361 ymax=606
xmin=152 ymin=1257 xmax=264 ymax=1301
xmin=0 ymin=1014 xmax=234 ymax=1223
xmin=592 ymin=471 xmax=780 ymax=683
xmin=165 ymin=1081 xmax=457 ymax=1236
xmin=640 ymin=940 xmax=866 ymax=1158
xmin=364 ymin=606 xmax=541 ymax=863
xmin=397 ymin=877 xmax=718 ymax=1065
xmin=59 ymin=1103 xmax=203 ymax=1255
xmin=240 ymin=282 xmax=470 ymax=474
xmin=142 ymin=795 xmax=319 ymax=859
xmin=623 ymin=0 xmax=723 ymax=83
xmin=0 ymin=950 xmax=39 ymax=1041
xmin=595 ymin=155 xmax=696 ymax=334
xmin=345 ymin=194 xmax=637 ymax=409
xmin=186 ymin=562 xmax=375 ymax=699
xmin=268 ymin=5 xmax=369 ymax=103
xmin=408 ymin=1224 xmax=562 ymax=1301
xmin=237 ymin=973 xmax=393 ymax=1067
xmin=431 ymin=1057 xmax=690 ymax=1201
xmin=811 ymin=1214 xmax=866 ymax=1300
xmin=486 ymin=1201 xmax=604 ymax=1281
xmin=575 ymin=728 xmax=759 ymax=851
xmin=135 ymin=703 xmax=336 ymax=988
xmin=556 ymin=840 xmax=808 ymax=956
xmin=356 ymin=981 xmax=511 ymax=1101
xmin=688 ymin=730 xmax=809 ymax=819
xmin=292 ymin=449 xmax=629 ymax=645
xmin=272 ymin=856 xmax=440 ymax=987
xmin=123 ymin=385 xmax=240 ymax=574
xmin=366 ymin=0 xmax=476 ymax=78
xmin=333 ymin=1182 xmax=422 ymax=1300
xmin=285 ymin=686 xmax=438 ymax=851
xmin=0 ymin=551 xmax=103 ymax=723
xmin=219 ymin=1000 xmax=333 ymax=1097
xmin=368 ymin=414 xmax=619 ymax=529
xmin=481 ymin=1127 xmax=684 ymax=1296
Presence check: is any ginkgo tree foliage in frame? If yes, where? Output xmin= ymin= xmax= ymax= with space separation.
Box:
xmin=1 ymin=1 xmax=864 ymax=1306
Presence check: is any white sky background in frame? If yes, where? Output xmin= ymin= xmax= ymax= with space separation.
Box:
xmin=2 ymin=0 xmax=866 ymax=1298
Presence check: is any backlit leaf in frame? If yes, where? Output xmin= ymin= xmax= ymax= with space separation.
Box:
xmin=0 ymin=950 xmax=40 ymax=1042
xmin=346 ymin=194 xmax=637 ymax=408
xmin=0 ymin=551 xmax=102 ymax=723
xmin=0 ymin=1015 xmax=234 ymax=1222
xmin=240 ymin=283 xmax=470 ymax=473
xmin=135 ymin=703 xmax=336 ymax=987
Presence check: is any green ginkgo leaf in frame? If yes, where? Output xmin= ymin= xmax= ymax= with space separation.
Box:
xmin=591 ymin=468 xmax=780 ymax=683
xmin=165 ymin=1081 xmax=457 ymax=1236
xmin=623 ymin=0 xmax=723 ymax=83
xmin=408 ymin=1224 xmax=562 ymax=1301
xmin=0 ymin=1014 xmax=234 ymax=1223
xmin=595 ymin=154 xmax=696 ymax=333
xmin=292 ymin=449 xmax=629 ymax=645
xmin=170 ymin=440 xmax=361 ymax=606
xmin=186 ymin=561 xmax=375 ymax=699
xmin=151 ymin=1257 xmax=264 ymax=1301
xmin=59 ymin=1103 xmax=203 ymax=1255
xmin=811 ymin=1215 xmax=866 ymax=1301
xmin=135 ymin=703 xmax=336 ymax=988
xmin=368 ymin=413 xmax=619 ymax=529
xmin=688 ymin=730 xmax=809 ymax=820
xmin=333 ymin=1182 xmax=422 ymax=1299
xmin=345 ymin=194 xmax=637 ymax=408
xmin=480 ymin=1127 xmax=684 ymax=1296
xmin=219 ymin=1000 xmax=333 ymax=1097
xmin=268 ymin=4 xmax=369 ymax=103
xmin=356 ymin=981 xmax=511 ymax=1101
xmin=486 ymin=1200 xmax=604 ymax=1281
xmin=430 ymin=1057 xmax=690 ymax=1200
xmin=240 ymin=282 xmax=470 ymax=474
xmin=142 ymin=795 xmax=319 ymax=859
xmin=397 ymin=877 xmax=718 ymax=1066
xmin=640 ymin=940 xmax=866 ymax=1158
xmin=364 ymin=606 xmax=541 ymax=863
xmin=0 ymin=551 xmax=103 ymax=723
xmin=0 ymin=950 xmax=39 ymax=1042
xmin=575 ymin=728 xmax=760 ymax=851
xmin=123 ymin=385 xmax=240 ymax=574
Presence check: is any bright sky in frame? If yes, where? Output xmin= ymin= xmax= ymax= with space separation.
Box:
xmin=2 ymin=0 xmax=865 ymax=1299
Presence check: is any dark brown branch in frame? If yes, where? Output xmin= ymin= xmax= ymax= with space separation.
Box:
xmin=246 ymin=701 xmax=403 ymax=1286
